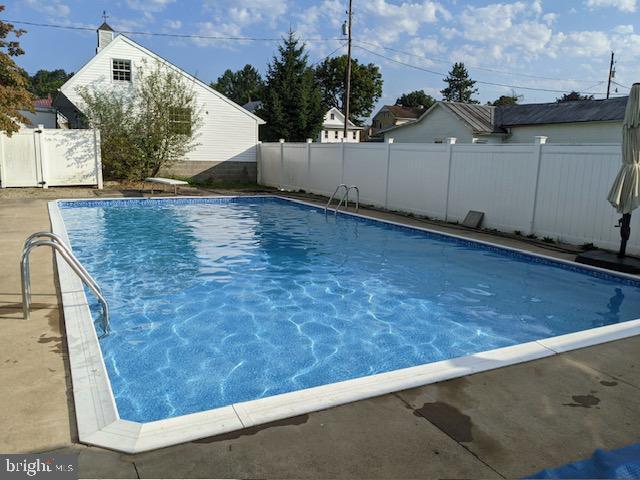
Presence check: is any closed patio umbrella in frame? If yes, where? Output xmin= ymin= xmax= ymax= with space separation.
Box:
xmin=607 ymin=83 xmax=640 ymax=257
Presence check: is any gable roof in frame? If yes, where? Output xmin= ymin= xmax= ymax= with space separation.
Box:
xmin=379 ymin=101 xmax=498 ymax=136
xmin=496 ymin=96 xmax=627 ymax=127
xmin=379 ymin=104 xmax=423 ymax=119
xmin=59 ymin=34 xmax=265 ymax=124
xmin=324 ymin=107 xmax=362 ymax=128
xmin=442 ymin=102 xmax=496 ymax=134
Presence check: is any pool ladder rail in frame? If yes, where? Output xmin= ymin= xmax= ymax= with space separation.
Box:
xmin=21 ymin=232 xmax=110 ymax=336
xmin=325 ymin=184 xmax=360 ymax=215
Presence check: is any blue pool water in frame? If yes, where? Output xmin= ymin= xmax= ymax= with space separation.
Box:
xmin=59 ymin=197 xmax=640 ymax=423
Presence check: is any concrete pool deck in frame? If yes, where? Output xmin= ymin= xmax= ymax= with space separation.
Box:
xmin=1 ymin=187 xmax=639 ymax=478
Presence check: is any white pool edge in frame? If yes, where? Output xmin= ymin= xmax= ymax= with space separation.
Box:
xmin=48 ymin=196 xmax=640 ymax=454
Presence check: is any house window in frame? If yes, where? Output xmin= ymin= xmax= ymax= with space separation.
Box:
xmin=334 ymin=130 xmax=339 ymax=139
xmin=434 ymin=138 xmax=444 ymax=144
xmin=352 ymin=131 xmax=357 ymax=140
xmin=112 ymin=59 xmax=131 ymax=81
xmin=169 ymin=107 xmax=192 ymax=135
xmin=330 ymin=113 xmax=335 ymax=120
xmin=324 ymin=130 xmax=328 ymax=138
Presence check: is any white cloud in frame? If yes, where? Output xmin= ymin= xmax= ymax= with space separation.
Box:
xmin=165 ymin=19 xmax=182 ymax=30
xmin=585 ymin=0 xmax=637 ymax=12
xmin=126 ymin=0 xmax=175 ymax=12
xmin=613 ymin=24 xmax=634 ymax=34
xmin=25 ymin=0 xmax=70 ymax=18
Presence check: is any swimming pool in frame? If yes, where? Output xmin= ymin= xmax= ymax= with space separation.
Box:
xmin=50 ymin=196 xmax=640 ymax=452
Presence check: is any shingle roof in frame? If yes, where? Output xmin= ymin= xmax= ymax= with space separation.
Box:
xmin=496 ymin=96 xmax=628 ymax=127
xmin=383 ymin=105 xmax=423 ymax=119
xmin=242 ymin=100 xmax=263 ymax=113
xmin=441 ymin=102 xmax=496 ymax=134
xmin=33 ymin=95 xmax=53 ymax=109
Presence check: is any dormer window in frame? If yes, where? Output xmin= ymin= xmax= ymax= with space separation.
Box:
xmin=112 ymin=59 xmax=131 ymax=81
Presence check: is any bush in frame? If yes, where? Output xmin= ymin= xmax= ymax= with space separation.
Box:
xmin=78 ymin=60 xmax=202 ymax=180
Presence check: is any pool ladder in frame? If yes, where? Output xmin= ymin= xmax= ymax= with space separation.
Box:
xmin=325 ymin=184 xmax=360 ymax=215
xmin=21 ymin=232 xmax=110 ymax=336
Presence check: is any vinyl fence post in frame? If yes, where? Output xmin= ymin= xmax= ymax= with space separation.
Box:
xmin=0 ymin=133 xmax=5 ymax=188
xmin=384 ymin=137 xmax=394 ymax=209
xmin=306 ymin=138 xmax=312 ymax=189
xmin=444 ymin=137 xmax=456 ymax=222
xmin=256 ymin=141 xmax=262 ymax=186
xmin=94 ymin=129 xmax=104 ymax=189
xmin=529 ymin=136 xmax=547 ymax=234
xmin=279 ymin=138 xmax=285 ymax=189
xmin=35 ymin=125 xmax=48 ymax=189
xmin=340 ymin=138 xmax=346 ymax=185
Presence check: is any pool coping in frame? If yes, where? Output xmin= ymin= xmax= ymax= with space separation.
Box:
xmin=48 ymin=195 xmax=640 ymax=454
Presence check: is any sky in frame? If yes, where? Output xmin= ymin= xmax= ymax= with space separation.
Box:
xmin=3 ymin=0 xmax=640 ymax=120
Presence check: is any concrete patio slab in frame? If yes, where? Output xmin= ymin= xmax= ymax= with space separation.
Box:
xmin=396 ymin=341 xmax=640 ymax=477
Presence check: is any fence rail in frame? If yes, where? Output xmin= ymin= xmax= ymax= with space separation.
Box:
xmin=258 ymin=139 xmax=638 ymax=254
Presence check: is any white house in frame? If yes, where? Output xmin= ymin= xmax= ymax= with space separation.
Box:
xmin=383 ymin=97 xmax=627 ymax=144
xmin=55 ymin=22 xmax=265 ymax=182
xmin=318 ymin=107 xmax=363 ymax=143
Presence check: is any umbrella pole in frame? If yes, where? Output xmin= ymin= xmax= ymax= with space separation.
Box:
xmin=618 ymin=213 xmax=632 ymax=258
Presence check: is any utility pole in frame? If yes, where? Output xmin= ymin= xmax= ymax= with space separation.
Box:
xmin=606 ymin=51 xmax=615 ymax=99
xmin=343 ymin=0 xmax=353 ymax=140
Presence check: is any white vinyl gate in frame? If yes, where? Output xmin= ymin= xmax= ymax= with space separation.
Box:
xmin=0 ymin=128 xmax=103 ymax=188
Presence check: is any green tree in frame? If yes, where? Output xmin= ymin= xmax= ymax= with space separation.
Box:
xmin=210 ymin=64 xmax=264 ymax=105
xmin=28 ymin=69 xmax=73 ymax=98
xmin=395 ymin=90 xmax=435 ymax=110
xmin=556 ymin=91 xmax=594 ymax=102
xmin=259 ymin=31 xmax=324 ymax=141
xmin=78 ymin=60 xmax=202 ymax=180
xmin=441 ymin=63 xmax=478 ymax=104
xmin=314 ymin=55 xmax=383 ymax=124
xmin=487 ymin=92 xmax=520 ymax=106
xmin=0 ymin=8 xmax=34 ymax=135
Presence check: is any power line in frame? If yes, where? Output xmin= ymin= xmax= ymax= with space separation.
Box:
xmin=354 ymin=39 xmax=602 ymax=85
xmin=311 ymin=42 xmax=347 ymax=66
xmin=1 ymin=19 xmax=342 ymax=42
xmin=354 ymin=44 xmax=608 ymax=96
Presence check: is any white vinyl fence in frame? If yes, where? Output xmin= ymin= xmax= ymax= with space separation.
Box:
xmin=259 ymin=139 xmax=640 ymax=255
xmin=0 ymin=128 xmax=103 ymax=188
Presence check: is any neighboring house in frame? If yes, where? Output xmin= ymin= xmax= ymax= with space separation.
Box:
xmin=318 ymin=107 xmax=363 ymax=143
xmin=55 ymin=22 xmax=265 ymax=182
xmin=383 ymin=97 xmax=627 ymax=144
xmin=370 ymin=105 xmax=423 ymax=137
xmin=242 ymin=100 xmax=263 ymax=114
xmin=18 ymin=95 xmax=58 ymax=129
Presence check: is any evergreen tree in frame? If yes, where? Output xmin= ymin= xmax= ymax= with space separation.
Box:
xmin=259 ymin=31 xmax=323 ymax=141
xmin=441 ymin=63 xmax=479 ymax=104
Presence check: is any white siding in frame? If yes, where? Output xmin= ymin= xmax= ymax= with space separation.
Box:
xmin=507 ymin=121 xmax=622 ymax=144
xmin=384 ymin=106 xmax=475 ymax=143
xmin=60 ymin=36 xmax=261 ymax=163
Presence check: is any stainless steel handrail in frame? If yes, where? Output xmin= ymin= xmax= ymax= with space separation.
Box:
xmin=325 ymin=184 xmax=348 ymax=213
xmin=23 ymin=232 xmax=102 ymax=298
xmin=336 ymin=185 xmax=360 ymax=214
xmin=21 ymin=238 xmax=110 ymax=336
